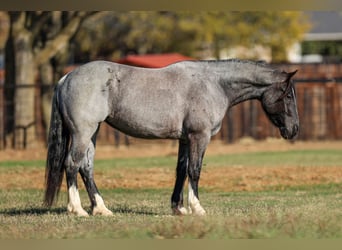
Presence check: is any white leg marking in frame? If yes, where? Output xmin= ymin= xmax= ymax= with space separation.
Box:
xmin=172 ymin=204 xmax=189 ymax=215
xmin=67 ymin=185 xmax=89 ymax=216
xmin=178 ymin=206 xmax=189 ymax=215
xmin=92 ymin=193 xmax=113 ymax=216
xmin=188 ymin=182 xmax=206 ymax=215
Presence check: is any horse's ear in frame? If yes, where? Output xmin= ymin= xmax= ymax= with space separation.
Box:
xmin=277 ymin=70 xmax=297 ymax=100
xmin=285 ymin=70 xmax=298 ymax=82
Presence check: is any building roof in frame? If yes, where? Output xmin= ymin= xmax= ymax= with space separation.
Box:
xmin=116 ymin=53 xmax=194 ymax=68
xmin=305 ymin=11 xmax=342 ymax=41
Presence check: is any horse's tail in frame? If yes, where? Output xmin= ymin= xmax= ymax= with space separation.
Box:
xmin=44 ymin=77 xmax=70 ymax=207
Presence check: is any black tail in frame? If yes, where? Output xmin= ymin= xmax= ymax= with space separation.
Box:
xmin=44 ymin=86 xmax=69 ymax=207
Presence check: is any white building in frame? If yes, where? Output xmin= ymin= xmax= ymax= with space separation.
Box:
xmin=293 ymin=11 xmax=342 ymax=63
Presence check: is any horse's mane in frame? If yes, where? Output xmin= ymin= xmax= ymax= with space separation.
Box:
xmin=199 ymin=58 xmax=276 ymax=70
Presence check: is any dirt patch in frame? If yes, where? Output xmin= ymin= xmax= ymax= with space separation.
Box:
xmin=96 ymin=165 xmax=342 ymax=192
xmin=201 ymin=165 xmax=342 ymax=192
xmin=1 ymin=165 xmax=341 ymax=192
xmin=1 ymin=139 xmax=342 ymax=192
xmin=2 ymin=139 xmax=342 ymax=161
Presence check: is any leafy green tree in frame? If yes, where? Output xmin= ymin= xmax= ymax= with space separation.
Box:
xmin=74 ymin=11 xmax=310 ymax=62
xmin=74 ymin=12 xmax=203 ymax=60
xmin=231 ymin=12 xmax=310 ymax=62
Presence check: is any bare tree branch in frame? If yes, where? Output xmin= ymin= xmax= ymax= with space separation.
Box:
xmin=29 ymin=12 xmax=52 ymax=38
xmin=34 ymin=12 xmax=97 ymax=66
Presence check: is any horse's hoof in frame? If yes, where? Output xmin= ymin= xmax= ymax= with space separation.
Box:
xmin=172 ymin=206 xmax=188 ymax=216
xmin=190 ymin=204 xmax=206 ymax=216
xmin=67 ymin=204 xmax=89 ymax=216
xmin=92 ymin=207 xmax=113 ymax=216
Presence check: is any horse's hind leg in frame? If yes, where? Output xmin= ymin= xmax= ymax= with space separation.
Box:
xmin=65 ymin=135 xmax=90 ymax=216
xmin=79 ymin=137 xmax=113 ymax=216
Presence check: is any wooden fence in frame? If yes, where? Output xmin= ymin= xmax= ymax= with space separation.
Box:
xmin=95 ymin=80 xmax=342 ymax=145
xmin=1 ymin=63 xmax=342 ymax=149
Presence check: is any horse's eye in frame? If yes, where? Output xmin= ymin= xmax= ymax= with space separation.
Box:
xmin=286 ymin=93 xmax=292 ymax=99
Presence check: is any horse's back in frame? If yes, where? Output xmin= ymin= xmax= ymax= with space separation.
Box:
xmin=57 ymin=61 xmax=191 ymax=139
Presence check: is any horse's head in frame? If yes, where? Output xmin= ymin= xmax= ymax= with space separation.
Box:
xmin=261 ymin=70 xmax=299 ymax=140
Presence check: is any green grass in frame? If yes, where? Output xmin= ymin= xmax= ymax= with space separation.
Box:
xmin=0 ymin=185 xmax=341 ymax=239
xmin=205 ymin=149 xmax=342 ymax=168
xmin=96 ymin=149 xmax=342 ymax=169
xmin=1 ymin=149 xmax=342 ymax=170
xmin=0 ymin=149 xmax=342 ymax=238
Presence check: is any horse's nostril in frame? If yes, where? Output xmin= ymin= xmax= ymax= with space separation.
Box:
xmin=292 ymin=124 xmax=299 ymax=138
xmin=294 ymin=124 xmax=299 ymax=134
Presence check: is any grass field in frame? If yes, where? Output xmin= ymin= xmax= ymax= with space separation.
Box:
xmin=0 ymin=141 xmax=342 ymax=238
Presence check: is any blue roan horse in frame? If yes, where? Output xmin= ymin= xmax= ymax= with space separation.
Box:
xmin=44 ymin=59 xmax=299 ymax=216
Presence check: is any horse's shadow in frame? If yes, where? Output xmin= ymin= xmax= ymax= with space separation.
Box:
xmin=111 ymin=206 xmax=159 ymax=216
xmin=0 ymin=206 xmax=160 ymax=216
xmin=0 ymin=207 xmax=66 ymax=216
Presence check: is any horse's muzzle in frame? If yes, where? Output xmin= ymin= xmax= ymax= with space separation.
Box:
xmin=280 ymin=124 xmax=299 ymax=140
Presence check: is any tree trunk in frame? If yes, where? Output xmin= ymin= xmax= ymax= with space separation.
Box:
xmin=4 ymin=11 xmax=98 ymax=148
xmin=3 ymin=23 xmax=15 ymax=148
xmin=13 ymin=30 xmax=36 ymax=148
xmin=271 ymin=44 xmax=288 ymax=63
xmin=39 ymin=63 xmax=53 ymax=141
xmin=7 ymin=13 xmax=37 ymax=148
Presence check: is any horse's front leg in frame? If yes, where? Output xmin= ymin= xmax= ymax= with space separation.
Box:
xmin=187 ymin=131 xmax=210 ymax=216
xmin=79 ymin=141 xmax=113 ymax=216
xmin=171 ymin=140 xmax=189 ymax=215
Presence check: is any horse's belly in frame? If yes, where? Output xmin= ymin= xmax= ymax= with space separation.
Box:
xmin=105 ymin=115 xmax=183 ymax=140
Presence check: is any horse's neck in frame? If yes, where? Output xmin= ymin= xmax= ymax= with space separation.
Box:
xmin=206 ymin=60 xmax=275 ymax=106
xmin=221 ymin=82 xmax=267 ymax=107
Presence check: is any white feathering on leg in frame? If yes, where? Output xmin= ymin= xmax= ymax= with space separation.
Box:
xmin=67 ymin=185 xmax=89 ymax=216
xmin=188 ymin=182 xmax=206 ymax=215
xmin=92 ymin=193 xmax=113 ymax=216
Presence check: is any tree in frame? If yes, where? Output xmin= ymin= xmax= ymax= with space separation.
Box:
xmin=73 ymin=12 xmax=204 ymax=60
xmin=228 ymin=12 xmax=311 ymax=62
xmin=4 ymin=11 xmax=98 ymax=148
xmin=73 ymin=12 xmax=310 ymax=62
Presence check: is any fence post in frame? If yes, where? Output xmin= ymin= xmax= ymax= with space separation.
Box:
xmin=0 ymin=85 xmax=3 ymax=149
